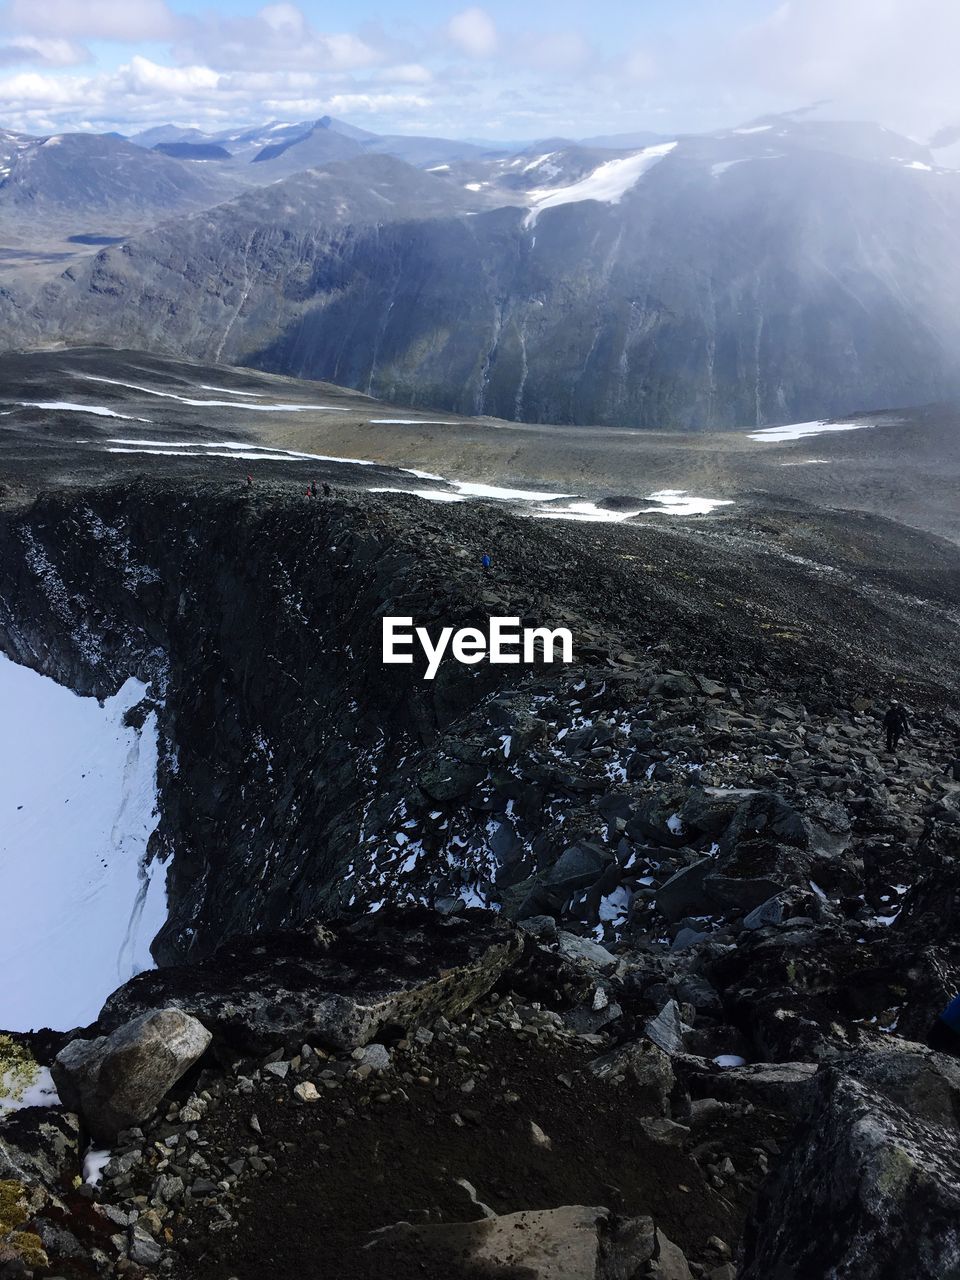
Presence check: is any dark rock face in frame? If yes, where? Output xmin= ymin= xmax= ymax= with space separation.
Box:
xmin=741 ymin=1048 xmax=960 ymax=1279
xmin=96 ymin=908 xmax=523 ymax=1053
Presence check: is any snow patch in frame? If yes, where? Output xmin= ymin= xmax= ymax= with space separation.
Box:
xmin=0 ymin=1064 xmax=59 ymax=1117
xmin=0 ymin=655 xmax=167 ymax=1032
xmin=747 ymin=420 xmax=873 ymax=442
xmin=524 ymin=142 xmax=677 ymax=228
xmin=83 ymin=1148 xmax=112 ymax=1187
xmin=14 ymin=400 xmax=149 ymax=421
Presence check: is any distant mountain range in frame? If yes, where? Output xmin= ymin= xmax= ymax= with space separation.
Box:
xmin=2 ymin=114 xmax=960 ymax=429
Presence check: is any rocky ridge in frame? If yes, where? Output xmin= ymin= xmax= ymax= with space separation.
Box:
xmin=1 ymin=475 xmax=960 ymax=1276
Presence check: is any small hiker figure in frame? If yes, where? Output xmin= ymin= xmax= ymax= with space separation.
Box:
xmin=928 ymin=993 xmax=960 ymax=1055
xmin=310 ymin=480 xmax=318 ymax=498
xmin=481 ymin=552 xmax=492 ymax=573
xmin=883 ymin=700 xmax=910 ymax=753
xmin=245 ymin=474 xmax=253 ymax=488
xmin=322 ymin=482 xmax=332 ymax=497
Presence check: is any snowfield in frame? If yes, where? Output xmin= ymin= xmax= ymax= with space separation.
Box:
xmin=524 ymin=142 xmax=677 ymax=228
xmin=0 ymin=655 xmax=167 ymax=1032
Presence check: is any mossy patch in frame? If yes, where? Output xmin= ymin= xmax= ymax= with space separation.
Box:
xmin=7 ymin=1230 xmax=48 ymax=1267
xmin=876 ymin=1144 xmax=916 ymax=1198
xmin=0 ymin=1180 xmax=28 ymax=1234
xmin=0 ymin=1183 xmax=49 ymax=1267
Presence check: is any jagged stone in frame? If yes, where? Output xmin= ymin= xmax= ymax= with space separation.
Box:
xmin=51 ymin=1009 xmax=211 ymax=1142
xmin=588 ymin=1041 xmax=674 ymax=1115
xmin=719 ymin=790 xmax=850 ymax=859
xmin=0 ymin=1110 xmax=79 ymax=1194
xmin=645 ymin=1001 xmax=693 ymax=1056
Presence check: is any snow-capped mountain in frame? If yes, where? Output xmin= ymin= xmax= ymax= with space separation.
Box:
xmin=3 ymin=116 xmax=960 ymax=429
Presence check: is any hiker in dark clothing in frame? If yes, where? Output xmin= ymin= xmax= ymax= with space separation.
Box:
xmin=322 ymin=482 xmax=332 ymax=497
xmin=883 ymin=701 xmax=910 ymax=752
xmin=929 ymin=993 xmax=960 ymax=1054
xmin=245 ymin=474 xmax=253 ymax=488
xmin=481 ymin=552 xmax=491 ymax=572
xmin=310 ymin=480 xmax=318 ymax=497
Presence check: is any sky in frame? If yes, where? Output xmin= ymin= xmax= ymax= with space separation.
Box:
xmin=0 ymin=0 xmax=957 ymax=142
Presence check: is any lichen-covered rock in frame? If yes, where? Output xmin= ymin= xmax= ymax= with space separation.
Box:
xmin=96 ymin=907 xmax=523 ymax=1054
xmin=0 ymin=1108 xmax=79 ymax=1191
xmin=741 ymin=1047 xmax=960 ymax=1278
xmin=51 ymin=1008 xmax=211 ymax=1142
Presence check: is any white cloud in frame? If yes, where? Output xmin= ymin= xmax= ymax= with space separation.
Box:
xmin=446 ymin=7 xmax=497 ymax=58
xmin=116 ymin=55 xmax=220 ymax=96
xmin=5 ymin=0 xmax=178 ymax=41
xmin=0 ymin=35 xmax=89 ymax=67
xmin=259 ymin=4 xmax=306 ymax=36
xmin=713 ymin=0 xmax=960 ymax=134
xmin=522 ymin=30 xmax=591 ymax=72
xmin=0 ymin=0 xmax=958 ymax=144
xmin=173 ymin=7 xmax=385 ymax=74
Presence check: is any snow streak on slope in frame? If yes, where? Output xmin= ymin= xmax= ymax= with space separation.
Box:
xmin=0 ymin=655 xmax=167 ymax=1032
xmin=747 ymin=420 xmax=873 ymax=442
xmin=76 ymin=373 xmax=344 ymax=412
xmin=524 ymin=142 xmax=677 ymax=228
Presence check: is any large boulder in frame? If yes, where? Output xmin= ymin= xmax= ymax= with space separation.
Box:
xmin=680 ymin=787 xmax=761 ymax=838
xmin=656 ymin=860 xmax=715 ymax=922
xmin=544 ymin=844 xmax=615 ymax=894
xmin=97 ymin=908 xmax=523 ymax=1055
xmin=742 ymin=1047 xmax=960 ymax=1278
xmin=366 ymin=1206 xmax=661 ymax=1279
xmin=51 ymin=1009 xmax=211 ymax=1142
xmin=720 ymin=791 xmax=850 ymax=859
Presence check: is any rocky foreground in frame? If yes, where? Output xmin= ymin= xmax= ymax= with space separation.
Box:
xmin=2 ymin=476 xmax=960 ymax=1277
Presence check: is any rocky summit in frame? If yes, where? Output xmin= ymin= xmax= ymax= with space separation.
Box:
xmin=1 ymin=349 xmax=960 ymax=1280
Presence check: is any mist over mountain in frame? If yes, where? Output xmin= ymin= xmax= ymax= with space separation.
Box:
xmin=3 ymin=114 xmax=960 ymax=428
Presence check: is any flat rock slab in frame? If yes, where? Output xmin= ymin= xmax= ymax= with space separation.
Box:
xmin=367 ymin=1206 xmax=659 ymax=1280
xmin=97 ymin=907 xmax=523 ymax=1054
